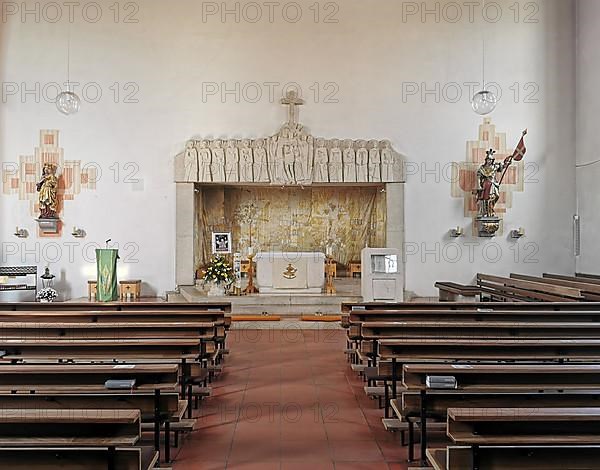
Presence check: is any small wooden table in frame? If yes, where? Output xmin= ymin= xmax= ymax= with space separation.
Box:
xmin=120 ymin=280 xmax=142 ymax=300
xmin=87 ymin=280 xmax=97 ymax=300
xmin=348 ymin=261 xmax=361 ymax=278
xmin=325 ymin=258 xmax=337 ymax=278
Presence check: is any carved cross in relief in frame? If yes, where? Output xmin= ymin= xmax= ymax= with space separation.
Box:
xmin=280 ymin=90 xmax=305 ymax=125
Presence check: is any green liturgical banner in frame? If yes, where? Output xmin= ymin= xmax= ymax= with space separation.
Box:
xmin=96 ymin=249 xmax=119 ymax=302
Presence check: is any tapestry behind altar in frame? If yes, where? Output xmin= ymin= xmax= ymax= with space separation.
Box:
xmin=196 ymin=187 xmax=386 ymax=268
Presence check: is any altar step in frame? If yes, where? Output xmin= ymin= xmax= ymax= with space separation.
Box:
xmin=231 ymin=314 xmax=281 ymax=322
xmin=178 ymin=286 xmax=361 ymax=316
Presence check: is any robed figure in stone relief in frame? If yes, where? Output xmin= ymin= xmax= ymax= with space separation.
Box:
xmin=356 ymin=140 xmax=369 ymax=182
xmin=198 ymin=140 xmax=212 ymax=182
xmin=295 ymin=130 xmax=313 ymax=185
xmin=239 ymin=139 xmax=254 ymax=182
xmin=253 ymin=139 xmax=270 ymax=182
xmin=268 ymin=135 xmax=285 ymax=185
xmin=225 ymin=140 xmax=239 ymax=182
xmin=368 ymin=140 xmax=382 ymax=183
xmin=313 ymin=138 xmax=329 ymax=183
xmin=343 ymin=139 xmax=357 ymax=183
xmin=380 ymin=140 xmax=394 ymax=182
xmin=283 ymin=144 xmax=295 ymax=184
xmin=211 ymin=140 xmax=226 ymax=182
xmin=184 ymin=141 xmax=199 ymax=182
xmin=328 ymin=139 xmax=343 ymax=183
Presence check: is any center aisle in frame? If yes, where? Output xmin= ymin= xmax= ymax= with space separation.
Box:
xmin=173 ymin=327 xmax=407 ymax=470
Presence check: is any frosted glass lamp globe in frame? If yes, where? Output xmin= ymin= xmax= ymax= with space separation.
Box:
xmin=56 ymin=91 xmax=81 ymax=115
xmin=472 ymin=90 xmax=497 ymax=115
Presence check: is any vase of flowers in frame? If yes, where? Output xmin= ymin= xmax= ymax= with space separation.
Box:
xmin=37 ymin=287 xmax=58 ymax=302
xmin=202 ymin=255 xmax=234 ymax=297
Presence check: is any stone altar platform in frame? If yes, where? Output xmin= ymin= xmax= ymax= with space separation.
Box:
xmin=178 ymin=278 xmax=362 ymax=316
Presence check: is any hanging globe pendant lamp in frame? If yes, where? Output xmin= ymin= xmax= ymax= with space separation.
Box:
xmin=472 ymin=90 xmax=497 ymax=115
xmin=56 ymin=89 xmax=81 ymax=115
xmin=56 ymin=29 xmax=80 ymax=115
xmin=471 ymin=0 xmax=497 ymax=115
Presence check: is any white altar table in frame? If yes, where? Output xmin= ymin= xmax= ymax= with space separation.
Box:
xmin=255 ymin=252 xmax=325 ymax=294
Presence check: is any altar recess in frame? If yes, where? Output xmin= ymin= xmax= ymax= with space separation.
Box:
xmin=174 ymin=90 xmax=406 ymax=312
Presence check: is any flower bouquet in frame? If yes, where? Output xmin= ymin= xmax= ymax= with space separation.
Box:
xmin=37 ymin=287 xmax=58 ymax=302
xmin=202 ymin=255 xmax=234 ymax=296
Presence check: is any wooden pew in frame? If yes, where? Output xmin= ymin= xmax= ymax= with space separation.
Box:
xmin=0 ymin=392 xmax=179 ymax=418
xmin=511 ymin=273 xmax=600 ymax=302
xmin=0 ymin=408 xmax=177 ymax=468
xmin=447 ymin=407 xmax=600 ymax=445
xmin=0 ymin=446 xmax=159 ymax=470
xmin=0 ymin=301 xmax=231 ymax=313
xmin=0 ymin=321 xmax=218 ymax=340
xmin=378 ymin=338 xmax=600 ymax=367
xmin=361 ymin=320 xmax=600 ymax=341
xmin=434 ymin=282 xmax=480 ymax=302
xmin=477 ymin=274 xmax=584 ymax=302
xmin=427 ymin=445 xmax=600 ymax=470
xmin=402 ymin=363 xmax=600 ymax=462
xmin=342 ymin=301 xmax=600 ymax=313
xmin=0 ymin=364 xmax=178 ymax=460
xmin=425 ymin=407 xmax=600 ymax=470
xmin=345 ymin=304 xmax=600 ymax=419
xmin=0 ymin=338 xmax=203 ymax=361
xmin=0 ymin=309 xmax=226 ymax=324
xmin=577 ymin=273 xmax=600 ymax=281
xmin=0 ymin=308 xmax=228 ymax=361
xmin=344 ymin=302 xmax=600 ymax=358
xmin=545 ymin=273 xmax=600 ymax=285
xmin=0 ymin=408 xmax=141 ymax=447
xmin=0 ymin=364 xmax=178 ymax=393
xmin=397 ymin=390 xmax=600 ymax=462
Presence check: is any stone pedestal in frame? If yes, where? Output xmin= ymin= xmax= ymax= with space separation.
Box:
xmin=36 ymin=218 xmax=59 ymax=234
xmin=476 ymin=216 xmax=501 ymax=238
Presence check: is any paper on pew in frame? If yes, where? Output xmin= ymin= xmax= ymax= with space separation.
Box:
xmin=451 ymin=365 xmax=474 ymax=369
xmin=113 ymin=365 xmax=136 ymax=369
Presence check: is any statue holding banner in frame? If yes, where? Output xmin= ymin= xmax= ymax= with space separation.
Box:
xmin=475 ymin=130 xmax=528 ymax=237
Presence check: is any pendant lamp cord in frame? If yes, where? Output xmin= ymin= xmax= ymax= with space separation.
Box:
xmin=65 ymin=25 xmax=71 ymax=92
xmin=481 ymin=0 xmax=486 ymax=89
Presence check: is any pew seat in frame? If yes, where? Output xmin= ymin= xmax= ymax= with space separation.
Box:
xmin=0 ymin=409 xmax=141 ymax=447
xmin=0 ymin=446 xmax=159 ymax=470
xmin=447 ymin=407 xmax=600 ymax=445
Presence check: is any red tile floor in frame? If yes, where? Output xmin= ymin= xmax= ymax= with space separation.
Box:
xmin=172 ymin=328 xmax=409 ymax=470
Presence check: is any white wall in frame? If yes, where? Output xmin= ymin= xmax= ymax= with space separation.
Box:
xmin=0 ymin=0 xmax=577 ymax=299
xmin=576 ymin=0 xmax=600 ymax=274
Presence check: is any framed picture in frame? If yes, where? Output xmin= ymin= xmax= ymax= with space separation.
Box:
xmin=212 ymin=232 xmax=232 ymax=254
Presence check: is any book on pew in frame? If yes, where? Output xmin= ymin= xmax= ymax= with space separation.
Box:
xmin=426 ymin=376 xmax=457 ymax=390
xmin=104 ymin=379 xmax=137 ymax=390
xmin=0 ymin=351 xmax=6 ymax=358
xmin=351 ymin=306 xmax=366 ymax=311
